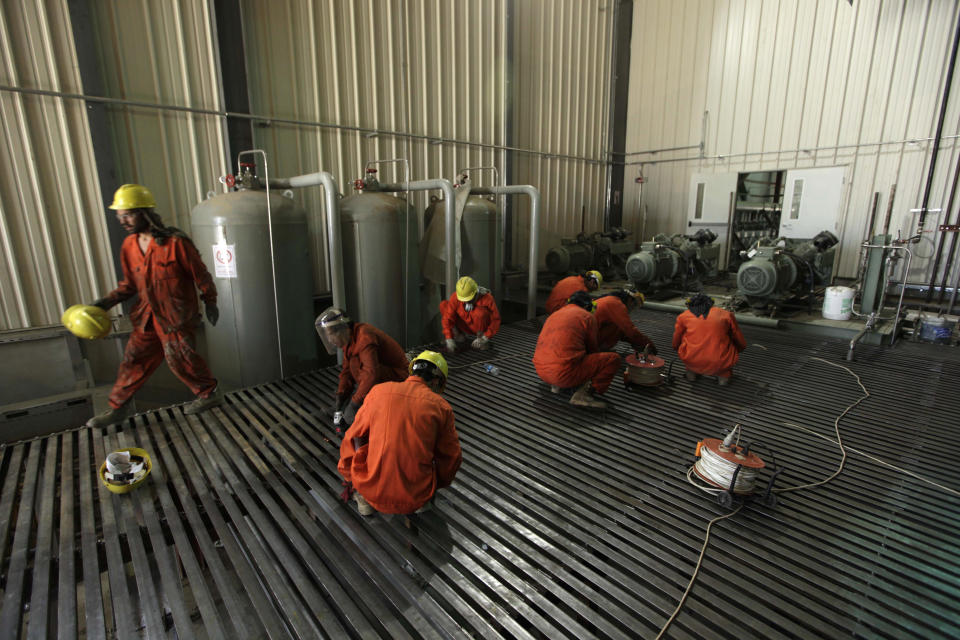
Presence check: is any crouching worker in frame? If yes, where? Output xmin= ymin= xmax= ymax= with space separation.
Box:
xmin=545 ymin=270 xmax=602 ymax=314
xmin=533 ymin=291 xmax=621 ymax=408
xmin=316 ymin=307 xmax=409 ymax=428
xmin=338 ymin=351 xmax=462 ymax=516
xmin=595 ymin=289 xmax=656 ymax=353
xmin=672 ymin=293 xmax=746 ymax=386
xmin=440 ymin=276 xmax=501 ymax=353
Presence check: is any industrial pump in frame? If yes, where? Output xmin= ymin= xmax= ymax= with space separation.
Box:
xmin=544 ymin=227 xmax=633 ymax=280
xmin=624 ymin=229 xmax=720 ymax=292
xmin=735 ymin=231 xmax=838 ymax=308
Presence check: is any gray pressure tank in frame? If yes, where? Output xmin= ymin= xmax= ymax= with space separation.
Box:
xmin=425 ymin=194 xmax=502 ymax=300
xmin=191 ymin=189 xmax=318 ymax=389
xmin=339 ymin=191 xmax=419 ymax=346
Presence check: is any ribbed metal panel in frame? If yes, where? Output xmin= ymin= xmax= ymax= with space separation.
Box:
xmin=513 ymin=0 xmax=614 ymax=267
xmin=240 ymin=0 xmax=507 ymax=292
xmin=87 ymin=0 xmax=228 ymax=229
xmin=624 ymin=0 xmax=960 ymax=282
xmin=0 ymin=0 xmax=114 ymax=330
xmin=1 ymin=312 xmax=958 ymax=638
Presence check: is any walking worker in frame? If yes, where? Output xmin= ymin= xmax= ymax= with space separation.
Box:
xmin=316 ymin=307 xmax=409 ymax=426
xmin=86 ymin=184 xmax=223 ymax=427
xmin=338 ymin=350 xmax=462 ymax=516
xmin=594 ymin=289 xmax=656 ymax=353
xmin=672 ymin=293 xmax=747 ymax=385
xmin=440 ymin=276 xmax=501 ymax=353
xmin=544 ymin=270 xmax=602 ymax=315
xmin=533 ymin=291 xmax=621 ymax=408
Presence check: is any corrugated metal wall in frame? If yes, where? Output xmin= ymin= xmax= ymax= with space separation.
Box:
xmin=623 ymin=0 xmax=960 ymax=281
xmin=0 ymin=0 xmax=113 ymax=331
xmin=513 ymin=0 xmax=614 ymax=266
xmin=2 ymin=0 xmax=616 ymax=330
xmin=239 ymin=0 xmax=506 ymax=292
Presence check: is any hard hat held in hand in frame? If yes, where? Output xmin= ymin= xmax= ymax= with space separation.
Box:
xmin=99 ymin=447 xmax=152 ymax=494
xmin=62 ymin=304 xmax=111 ymax=340
xmin=455 ymin=276 xmax=479 ymax=301
xmin=109 ymin=183 xmax=156 ymax=210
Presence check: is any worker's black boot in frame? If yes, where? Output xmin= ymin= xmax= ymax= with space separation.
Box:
xmin=184 ymin=387 xmax=223 ymax=415
xmin=86 ymin=402 xmax=134 ymax=428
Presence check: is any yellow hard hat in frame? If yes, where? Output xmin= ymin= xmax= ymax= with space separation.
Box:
xmin=631 ymin=290 xmax=645 ymax=306
xmin=109 ymin=183 xmax=156 ymax=210
xmin=409 ymin=349 xmax=449 ymax=380
xmin=455 ymin=276 xmax=479 ymax=301
xmin=99 ymin=447 xmax=152 ymax=494
xmin=62 ymin=304 xmax=111 ymax=339
xmin=586 ymin=270 xmax=603 ymax=285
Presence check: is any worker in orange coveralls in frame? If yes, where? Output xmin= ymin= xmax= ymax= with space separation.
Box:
xmin=316 ymin=307 xmax=409 ymax=428
xmin=533 ymin=291 xmax=621 ymax=408
xmin=338 ymin=350 xmax=461 ymax=516
xmin=440 ymin=276 xmax=501 ymax=353
xmin=672 ymin=293 xmax=747 ymax=386
xmin=594 ymin=289 xmax=656 ymax=353
xmin=544 ymin=270 xmax=602 ymax=314
xmin=86 ymin=184 xmax=222 ymax=428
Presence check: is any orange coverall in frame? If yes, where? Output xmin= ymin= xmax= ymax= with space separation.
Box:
xmin=545 ymin=275 xmax=589 ymax=314
xmin=337 ymin=323 xmax=409 ymax=406
xmin=338 ymin=375 xmax=462 ymax=514
xmin=532 ymin=304 xmax=621 ymax=393
xmin=102 ymin=234 xmax=217 ymax=409
xmin=439 ymin=291 xmax=501 ymax=339
xmin=595 ymin=296 xmax=654 ymax=352
xmin=672 ymin=307 xmax=747 ymax=378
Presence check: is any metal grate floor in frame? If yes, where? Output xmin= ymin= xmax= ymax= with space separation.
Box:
xmin=1 ymin=309 xmax=958 ymax=639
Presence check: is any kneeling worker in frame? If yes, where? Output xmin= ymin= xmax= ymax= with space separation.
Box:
xmin=440 ymin=276 xmax=501 ymax=353
xmin=545 ymin=270 xmax=602 ymax=315
xmin=595 ymin=289 xmax=656 ymax=353
xmin=533 ymin=291 xmax=621 ymax=408
xmin=672 ymin=293 xmax=746 ymax=385
xmin=338 ymin=351 xmax=462 ymax=516
xmin=316 ymin=307 xmax=409 ymax=426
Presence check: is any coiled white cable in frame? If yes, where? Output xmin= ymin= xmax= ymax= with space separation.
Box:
xmin=689 ymin=444 xmax=760 ymax=494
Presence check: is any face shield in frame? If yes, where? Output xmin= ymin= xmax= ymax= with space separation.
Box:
xmin=315 ymin=308 xmax=351 ymax=354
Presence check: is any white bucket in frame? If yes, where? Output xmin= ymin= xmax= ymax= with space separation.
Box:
xmin=822 ymin=286 xmax=855 ymax=321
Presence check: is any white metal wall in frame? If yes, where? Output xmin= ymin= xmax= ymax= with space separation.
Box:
xmin=623 ymin=0 xmax=960 ymax=282
xmin=0 ymin=0 xmax=113 ymax=331
xmin=513 ymin=0 xmax=614 ymax=266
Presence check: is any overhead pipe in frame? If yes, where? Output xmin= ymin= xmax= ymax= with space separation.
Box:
xmin=470 ymin=185 xmax=541 ymax=320
xmin=267 ymin=172 xmax=344 ymax=310
xmin=915 ymin=11 xmax=960 ymax=242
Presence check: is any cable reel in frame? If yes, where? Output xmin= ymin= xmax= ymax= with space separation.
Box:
xmin=623 ymin=344 xmax=676 ymax=389
xmin=688 ymin=424 xmax=781 ymax=508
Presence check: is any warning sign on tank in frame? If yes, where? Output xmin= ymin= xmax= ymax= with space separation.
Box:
xmin=213 ymin=244 xmax=237 ymax=278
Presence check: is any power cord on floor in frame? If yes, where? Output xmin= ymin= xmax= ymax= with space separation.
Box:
xmin=655 ymin=356 xmax=870 ymax=639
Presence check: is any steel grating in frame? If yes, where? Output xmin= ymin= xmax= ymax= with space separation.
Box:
xmin=0 ymin=308 xmax=959 ymax=639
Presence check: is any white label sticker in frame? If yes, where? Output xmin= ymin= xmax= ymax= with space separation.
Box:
xmin=213 ymin=244 xmax=237 ymax=278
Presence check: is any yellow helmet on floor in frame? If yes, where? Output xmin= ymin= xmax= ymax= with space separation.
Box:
xmin=109 ymin=183 xmax=156 ymax=210
xmin=409 ymin=350 xmax=449 ymax=380
xmin=586 ymin=270 xmax=603 ymax=285
xmin=62 ymin=304 xmax=111 ymax=340
xmin=99 ymin=447 xmax=152 ymax=494
xmin=455 ymin=276 xmax=479 ymax=301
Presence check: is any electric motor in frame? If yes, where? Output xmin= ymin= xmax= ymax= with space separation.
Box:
xmin=625 ymin=245 xmax=678 ymax=287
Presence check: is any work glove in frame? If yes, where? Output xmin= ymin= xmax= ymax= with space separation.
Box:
xmin=90 ymin=297 xmax=113 ymax=310
xmin=471 ymin=335 xmax=490 ymax=350
xmin=444 ymin=338 xmax=457 ymax=353
xmin=342 ymin=400 xmax=360 ymax=426
xmin=205 ymin=303 xmax=219 ymax=327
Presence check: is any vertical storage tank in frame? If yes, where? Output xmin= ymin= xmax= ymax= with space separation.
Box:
xmin=424 ymin=194 xmax=502 ymax=300
xmin=191 ymin=189 xmax=318 ymax=389
xmin=339 ymin=187 xmax=419 ymax=346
